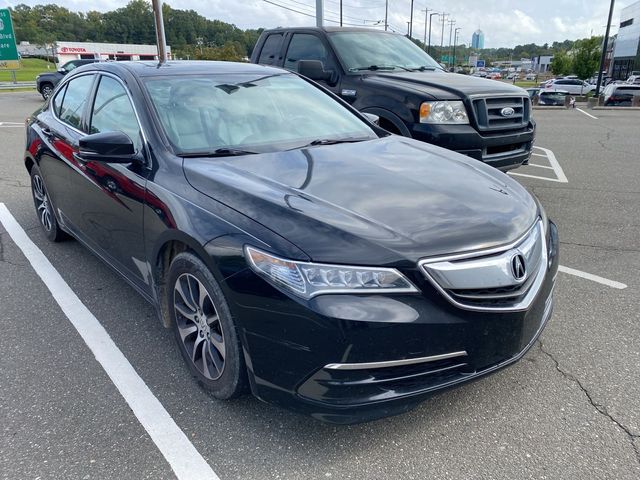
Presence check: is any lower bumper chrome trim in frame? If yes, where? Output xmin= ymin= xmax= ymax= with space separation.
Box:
xmin=324 ymin=350 xmax=468 ymax=370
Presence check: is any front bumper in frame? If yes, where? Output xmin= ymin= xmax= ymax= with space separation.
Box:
xmin=410 ymin=122 xmax=535 ymax=172
xmin=223 ymin=221 xmax=559 ymax=424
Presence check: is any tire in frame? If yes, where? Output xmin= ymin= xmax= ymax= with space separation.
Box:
xmin=167 ymin=252 xmax=248 ymax=399
xmin=40 ymin=83 xmax=54 ymax=100
xmin=30 ymin=164 xmax=67 ymax=242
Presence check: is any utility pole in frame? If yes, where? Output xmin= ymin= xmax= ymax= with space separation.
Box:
xmin=595 ymin=0 xmax=615 ymax=97
xmin=423 ymin=8 xmax=431 ymax=50
xmin=339 ymin=0 xmax=342 ymax=27
xmin=384 ymin=0 xmax=388 ymax=31
xmin=151 ymin=0 xmax=167 ymax=63
xmin=409 ymin=0 xmax=414 ymax=38
xmin=316 ymin=0 xmax=324 ymax=27
xmin=428 ymin=12 xmax=439 ymax=56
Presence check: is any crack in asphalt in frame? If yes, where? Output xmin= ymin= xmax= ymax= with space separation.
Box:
xmin=559 ymin=241 xmax=640 ymax=253
xmin=538 ymin=341 xmax=640 ymax=466
xmin=0 ymin=176 xmax=30 ymax=188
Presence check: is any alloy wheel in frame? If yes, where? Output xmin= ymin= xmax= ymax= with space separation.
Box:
xmin=32 ymin=174 xmax=53 ymax=232
xmin=173 ymin=273 xmax=226 ymax=380
xmin=42 ymin=85 xmax=53 ymax=99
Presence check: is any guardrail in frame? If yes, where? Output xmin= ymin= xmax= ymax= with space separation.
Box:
xmin=0 ymin=81 xmax=36 ymax=90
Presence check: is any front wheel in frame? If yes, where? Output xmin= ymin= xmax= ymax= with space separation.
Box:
xmin=40 ymin=83 xmax=54 ymax=100
xmin=167 ymin=252 xmax=248 ymax=399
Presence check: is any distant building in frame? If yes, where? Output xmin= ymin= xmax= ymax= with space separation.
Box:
xmin=532 ymin=55 xmax=553 ymax=73
xmin=54 ymin=41 xmax=169 ymax=66
xmin=471 ymin=30 xmax=484 ymax=49
xmin=611 ymin=0 xmax=640 ymax=79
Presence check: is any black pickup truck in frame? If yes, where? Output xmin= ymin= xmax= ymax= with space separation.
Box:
xmin=251 ymin=27 xmax=535 ymax=171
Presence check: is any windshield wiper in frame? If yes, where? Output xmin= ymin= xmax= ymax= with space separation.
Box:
xmin=288 ymin=137 xmax=371 ymax=150
xmin=349 ymin=65 xmax=412 ymax=72
xmin=180 ymin=148 xmax=260 ymax=158
xmin=411 ymin=65 xmax=438 ymax=71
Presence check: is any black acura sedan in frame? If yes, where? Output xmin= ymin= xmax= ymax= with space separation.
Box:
xmin=25 ymin=61 xmax=558 ymax=424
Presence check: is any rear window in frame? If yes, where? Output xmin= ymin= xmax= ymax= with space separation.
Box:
xmin=258 ymin=34 xmax=283 ymax=65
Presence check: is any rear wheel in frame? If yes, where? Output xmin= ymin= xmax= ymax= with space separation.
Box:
xmin=167 ymin=252 xmax=248 ymax=399
xmin=30 ymin=164 xmax=67 ymax=242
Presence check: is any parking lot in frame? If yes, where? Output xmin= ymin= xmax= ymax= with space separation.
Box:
xmin=1 ymin=91 xmax=639 ymax=479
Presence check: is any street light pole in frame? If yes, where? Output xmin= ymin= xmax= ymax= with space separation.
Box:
xmin=440 ymin=13 xmax=447 ymax=50
xmin=595 ymin=0 xmax=615 ymax=97
xmin=453 ymin=27 xmax=461 ymax=69
xmin=339 ymin=0 xmax=342 ymax=26
xmin=447 ymin=19 xmax=455 ymax=67
xmin=384 ymin=0 xmax=388 ymax=31
xmin=428 ymin=12 xmax=439 ymax=56
xmin=151 ymin=0 xmax=167 ymax=63
xmin=316 ymin=0 xmax=324 ymax=27
xmin=409 ymin=0 xmax=414 ymax=38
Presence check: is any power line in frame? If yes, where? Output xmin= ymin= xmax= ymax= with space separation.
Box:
xmin=262 ymin=0 xmax=382 ymax=26
xmin=281 ymin=0 xmax=381 ymax=22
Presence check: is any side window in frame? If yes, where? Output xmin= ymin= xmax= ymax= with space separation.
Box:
xmin=51 ymin=83 xmax=67 ymax=117
xmin=90 ymin=76 xmax=142 ymax=152
xmin=258 ymin=34 xmax=283 ymax=65
xmin=284 ymin=34 xmax=333 ymax=72
xmin=58 ymin=75 xmax=95 ymax=130
xmin=64 ymin=61 xmax=78 ymax=72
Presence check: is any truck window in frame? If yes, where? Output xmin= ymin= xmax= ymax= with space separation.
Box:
xmin=284 ymin=34 xmax=332 ymax=72
xmin=258 ymin=34 xmax=283 ymax=65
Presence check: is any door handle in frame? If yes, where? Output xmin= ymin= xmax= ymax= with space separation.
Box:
xmin=41 ymin=127 xmax=53 ymax=137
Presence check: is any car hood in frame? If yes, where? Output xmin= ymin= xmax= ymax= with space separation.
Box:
xmin=365 ymin=71 xmax=527 ymax=98
xmin=183 ymin=136 xmax=537 ymax=265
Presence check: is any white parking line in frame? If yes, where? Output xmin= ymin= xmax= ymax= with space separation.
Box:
xmin=576 ymin=108 xmax=598 ymax=120
xmin=559 ymin=265 xmax=627 ymax=289
xmin=509 ymin=146 xmax=568 ymax=183
xmin=0 ymin=203 xmax=220 ymax=480
xmin=0 ymin=122 xmax=24 ymax=128
xmin=528 ymin=164 xmax=554 ymax=170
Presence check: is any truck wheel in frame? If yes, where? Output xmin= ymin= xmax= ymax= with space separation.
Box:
xmin=378 ymin=117 xmax=402 ymax=135
xmin=41 ymin=83 xmax=54 ymax=100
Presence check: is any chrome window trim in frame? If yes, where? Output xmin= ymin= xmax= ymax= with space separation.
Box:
xmin=324 ymin=350 xmax=468 ymax=370
xmin=419 ymin=219 xmax=549 ymax=313
xmin=50 ymin=71 xmax=149 ymax=153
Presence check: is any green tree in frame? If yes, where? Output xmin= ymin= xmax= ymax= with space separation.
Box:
xmin=551 ymin=51 xmax=572 ymax=76
xmin=573 ymin=36 xmax=602 ymax=79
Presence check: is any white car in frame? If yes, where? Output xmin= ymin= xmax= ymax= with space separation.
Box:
xmin=626 ymin=75 xmax=640 ymax=85
xmin=544 ymin=78 xmax=595 ymax=95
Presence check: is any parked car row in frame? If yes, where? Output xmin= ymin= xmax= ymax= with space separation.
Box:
xmin=27 ymin=27 xmax=556 ymax=424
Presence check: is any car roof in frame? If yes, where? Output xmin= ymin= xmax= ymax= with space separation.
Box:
xmin=72 ymin=60 xmax=287 ymax=79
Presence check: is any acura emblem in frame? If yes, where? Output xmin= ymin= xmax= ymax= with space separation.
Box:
xmin=501 ymin=107 xmax=515 ymax=117
xmin=511 ymin=254 xmax=526 ymax=281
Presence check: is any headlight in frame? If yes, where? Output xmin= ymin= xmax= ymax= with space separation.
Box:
xmin=420 ymin=101 xmax=469 ymax=124
xmin=245 ymin=246 xmax=419 ymax=299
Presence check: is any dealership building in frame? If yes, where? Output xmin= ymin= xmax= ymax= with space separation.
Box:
xmin=54 ymin=41 xmax=170 ymax=66
xmin=611 ymin=0 xmax=640 ymax=79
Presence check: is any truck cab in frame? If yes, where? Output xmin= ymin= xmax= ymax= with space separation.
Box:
xmin=251 ymin=27 xmax=535 ymax=171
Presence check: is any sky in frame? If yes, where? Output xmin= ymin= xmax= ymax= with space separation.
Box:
xmin=1 ymin=0 xmax=634 ymax=48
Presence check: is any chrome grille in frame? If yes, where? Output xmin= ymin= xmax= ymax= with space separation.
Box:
xmin=472 ymin=95 xmax=530 ymax=131
xmin=419 ymin=220 xmax=547 ymax=312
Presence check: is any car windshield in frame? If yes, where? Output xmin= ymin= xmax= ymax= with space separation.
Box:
xmin=144 ymin=73 xmax=376 ymax=155
xmin=328 ymin=31 xmax=443 ymax=72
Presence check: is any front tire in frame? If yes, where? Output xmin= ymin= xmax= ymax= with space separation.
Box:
xmin=30 ymin=164 xmax=67 ymax=242
xmin=40 ymin=83 xmax=54 ymax=100
xmin=167 ymin=252 xmax=248 ymax=399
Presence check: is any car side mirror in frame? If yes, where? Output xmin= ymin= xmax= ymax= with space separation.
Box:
xmin=58 ymin=68 xmax=67 ymax=74
xmin=78 ymin=131 xmax=138 ymax=163
xmin=362 ymin=112 xmax=380 ymax=125
xmin=298 ymin=60 xmax=333 ymax=82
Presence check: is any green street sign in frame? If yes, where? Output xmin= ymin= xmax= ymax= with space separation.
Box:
xmin=0 ymin=8 xmax=20 ymax=67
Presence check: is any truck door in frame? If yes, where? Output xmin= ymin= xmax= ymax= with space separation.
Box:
xmin=283 ymin=33 xmax=341 ymax=95
xmin=256 ymin=33 xmax=285 ymax=66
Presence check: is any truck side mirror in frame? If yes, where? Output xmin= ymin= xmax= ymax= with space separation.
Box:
xmin=298 ymin=60 xmax=333 ymax=82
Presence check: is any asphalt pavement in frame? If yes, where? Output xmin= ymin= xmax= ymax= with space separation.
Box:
xmin=1 ymin=91 xmax=639 ymax=480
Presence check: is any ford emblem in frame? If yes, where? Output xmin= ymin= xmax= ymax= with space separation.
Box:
xmin=501 ymin=107 xmax=515 ymax=117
